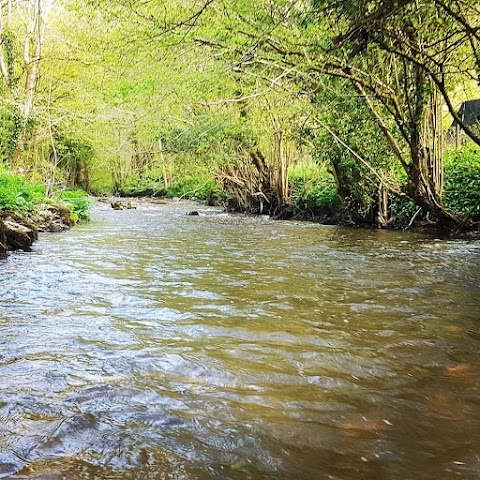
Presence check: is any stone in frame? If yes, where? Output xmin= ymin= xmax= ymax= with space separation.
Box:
xmin=3 ymin=220 xmax=36 ymax=251
xmin=0 ymin=220 xmax=6 ymax=258
xmin=111 ymin=200 xmax=136 ymax=210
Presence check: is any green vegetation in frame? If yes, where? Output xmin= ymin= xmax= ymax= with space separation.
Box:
xmin=0 ymin=0 xmax=479 ymax=232
xmin=0 ymin=170 xmax=91 ymax=223
xmin=444 ymin=147 xmax=480 ymax=218
xmin=58 ymin=189 xmax=92 ymax=223
xmin=290 ymin=163 xmax=339 ymax=212
xmin=0 ymin=172 xmax=45 ymax=211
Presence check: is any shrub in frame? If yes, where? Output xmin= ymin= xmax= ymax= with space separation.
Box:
xmin=0 ymin=171 xmax=45 ymax=211
xmin=443 ymin=147 xmax=480 ymax=217
xmin=389 ymin=196 xmax=419 ymax=223
xmin=58 ymin=188 xmax=92 ymax=222
xmin=290 ymin=163 xmax=339 ymax=209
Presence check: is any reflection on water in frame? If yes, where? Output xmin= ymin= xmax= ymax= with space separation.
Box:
xmin=1 ymin=200 xmax=480 ymax=479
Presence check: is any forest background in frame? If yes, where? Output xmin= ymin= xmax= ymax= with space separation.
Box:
xmin=1 ymin=0 xmax=480 ymax=231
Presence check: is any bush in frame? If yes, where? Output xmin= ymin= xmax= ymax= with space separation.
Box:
xmin=443 ymin=147 xmax=480 ymax=217
xmin=389 ymin=196 xmax=419 ymax=223
xmin=290 ymin=163 xmax=339 ymax=209
xmin=0 ymin=171 xmax=45 ymax=211
xmin=58 ymin=188 xmax=92 ymax=222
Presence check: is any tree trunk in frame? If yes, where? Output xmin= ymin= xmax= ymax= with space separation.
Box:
xmin=404 ymin=84 xmax=460 ymax=228
xmin=11 ymin=0 xmax=48 ymax=167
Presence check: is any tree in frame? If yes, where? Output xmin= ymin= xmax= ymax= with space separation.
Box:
xmin=192 ymin=0 xmax=480 ymax=226
xmin=317 ymin=0 xmax=480 ymax=225
xmin=0 ymin=0 xmax=57 ymax=165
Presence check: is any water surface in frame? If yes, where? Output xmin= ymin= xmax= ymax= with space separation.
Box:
xmin=1 ymin=200 xmax=480 ymax=479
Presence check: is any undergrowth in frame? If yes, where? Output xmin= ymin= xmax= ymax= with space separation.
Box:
xmin=58 ymin=188 xmax=92 ymax=222
xmin=0 ymin=171 xmax=45 ymax=211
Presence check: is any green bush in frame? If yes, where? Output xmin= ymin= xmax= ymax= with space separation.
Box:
xmin=389 ymin=196 xmax=419 ymax=223
xmin=290 ymin=164 xmax=339 ymax=209
xmin=0 ymin=171 xmax=45 ymax=211
xmin=58 ymin=188 xmax=92 ymax=222
xmin=443 ymin=147 xmax=480 ymax=217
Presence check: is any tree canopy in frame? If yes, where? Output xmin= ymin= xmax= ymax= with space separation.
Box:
xmin=1 ymin=0 xmax=480 ymax=229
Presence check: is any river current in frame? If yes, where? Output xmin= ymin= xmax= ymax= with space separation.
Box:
xmin=1 ymin=200 xmax=480 ymax=479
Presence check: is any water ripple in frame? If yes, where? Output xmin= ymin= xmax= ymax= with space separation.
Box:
xmin=1 ymin=201 xmax=480 ymax=479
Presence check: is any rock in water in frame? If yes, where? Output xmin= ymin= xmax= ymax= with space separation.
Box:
xmin=0 ymin=202 xmax=74 ymax=256
xmin=3 ymin=220 xmax=37 ymax=251
xmin=0 ymin=220 xmax=7 ymax=257
xmin=111 ymin=201 xmax=124 ymax=210
xmin=111 ymin=200 xmax=136 ymax=210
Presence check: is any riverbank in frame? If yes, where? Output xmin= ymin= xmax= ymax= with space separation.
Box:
xmin=101 ymin=195 xmax=480 ymax=237
xmin=270 ymin=203 xmax=480 ymax=236
xmin=0 ymin=203 xmax=74 ymax=257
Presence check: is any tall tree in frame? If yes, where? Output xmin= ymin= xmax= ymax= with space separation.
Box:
xmin=190 ymin=0 xmax=480 ymax=225
xmin=0 ymin=0 xmax=58 ymax=165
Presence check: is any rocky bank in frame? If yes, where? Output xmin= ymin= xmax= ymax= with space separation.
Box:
xmin=0 ymin=203 xmax=74 ymax=258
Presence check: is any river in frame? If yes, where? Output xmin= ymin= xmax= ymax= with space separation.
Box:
xmin=1 ymin=200 xmax=480 ymax=479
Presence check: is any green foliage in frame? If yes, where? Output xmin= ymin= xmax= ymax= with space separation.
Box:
xmin=290 ymin=163 xmax=339 ymax=209
xmin=308 ymin=79 xmax=397 ymax=220
xmin=443 ymin=147 xmax=480 ymax=217
xmin=55 ymin=134 xmax=94 ymax=166
xmin=0 ymin=31 xmax=19 ymax=88
xmin=114 ymin=171 xmax=165 ymax=197
xmin=389 ymin=196 xmax=419 ymax=223
xmin=165 ymin=176 xmax=223 ymax=202
xmin=0 ymin=171 xmax=45 ymax=211
xmin=111 ymin=160 xmax=224 ymax=204
xmin=0 ymin=106 xmax=22 ymax=161
xmin=52 ymin=133 xmax=95 ymax=190
xmin=58 ymin=189 xmax=92 ymax=222
xmin=3 ymin=0 xmax=479 ymax=230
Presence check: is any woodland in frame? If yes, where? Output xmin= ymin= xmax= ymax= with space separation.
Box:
xmin=1 ymin=0 xmax=480 ymax=233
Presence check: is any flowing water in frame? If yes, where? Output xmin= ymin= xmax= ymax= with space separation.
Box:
xmin=1 ymin=200 xmax=480 ymax=480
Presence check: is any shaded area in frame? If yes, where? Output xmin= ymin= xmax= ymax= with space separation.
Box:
xmin=452 ymin=99 xmax=480 ymax=128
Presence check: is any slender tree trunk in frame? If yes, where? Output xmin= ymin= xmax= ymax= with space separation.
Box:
xmin=404 ymin=83 xmax=459 ymax=226
xmin=11 ymin=0 xmax=49 ymax=167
